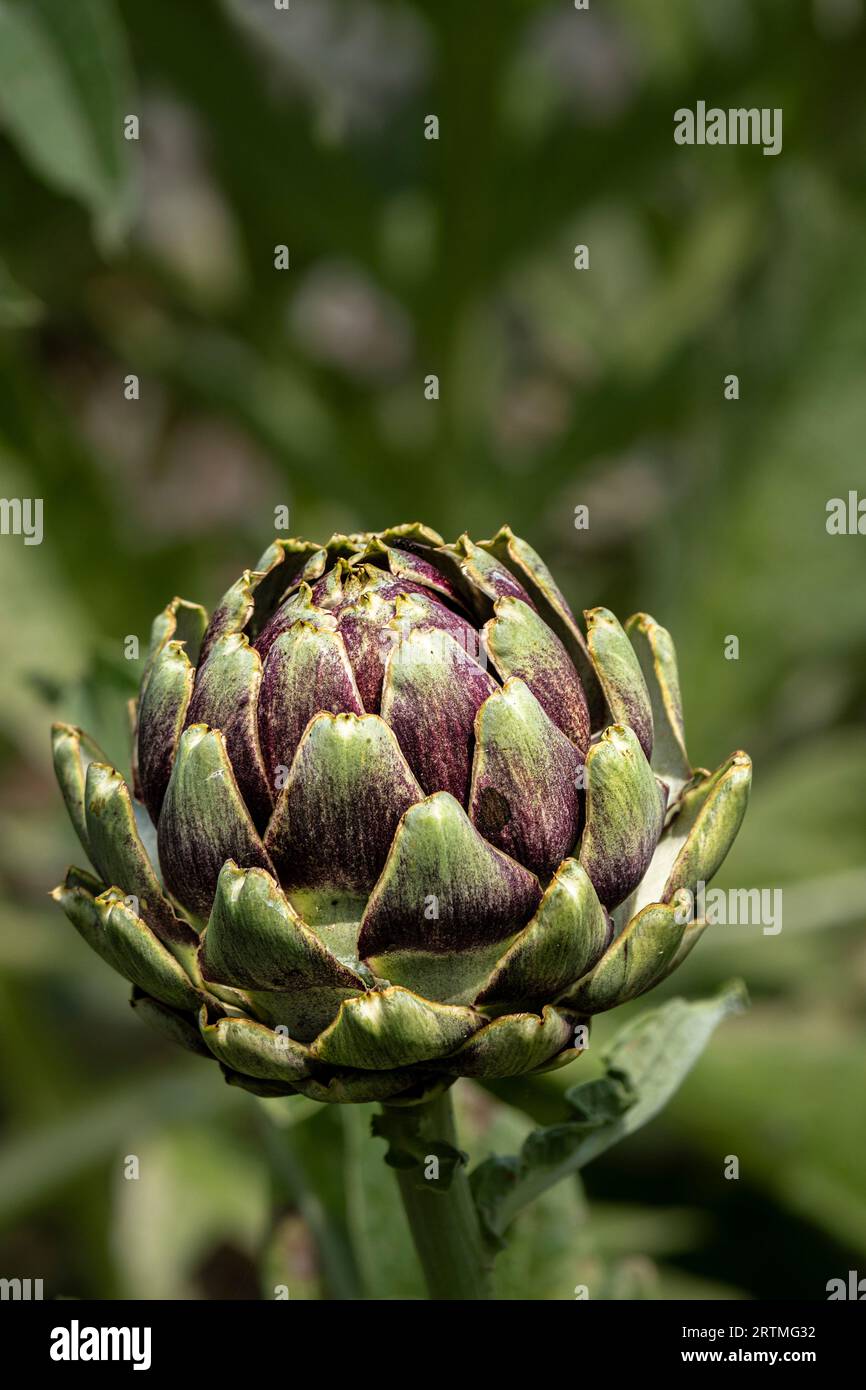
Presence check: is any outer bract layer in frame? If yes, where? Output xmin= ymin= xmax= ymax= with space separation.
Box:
xmin=52 ymin=525 xmax=751 ymax=1104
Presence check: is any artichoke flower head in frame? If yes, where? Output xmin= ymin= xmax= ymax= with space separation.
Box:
xmin=52 ymin=524 xmax=751 ymax=1105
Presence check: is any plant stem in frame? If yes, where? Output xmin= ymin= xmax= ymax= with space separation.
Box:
xmin=381 ymin=1088 xmax=493 ymax=1301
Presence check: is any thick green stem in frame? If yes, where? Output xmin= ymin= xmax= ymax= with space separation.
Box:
xmin=381 ymin=1089 xmax=493 ymax=1301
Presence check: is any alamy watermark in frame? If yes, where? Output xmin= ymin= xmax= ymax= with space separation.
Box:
xmin=49 ymin=1320 xmax=151 ymax=1371
xmin=827 ymin=1270 xmax=865 ymax=1300
xmin=0 ymin=1277 xmax=43 ymax=1299
xmin=0 ymin=497 xmax=42 ymax=545
xmin=378 ymin=618 xmax=487 ymax=667
xmin=673 ymin=881 xmax=782 ymax=936
xmin=826 ymin=491 xmax=866 ymax=534
xmin=674 ymin=102 xmax=782 ymax=157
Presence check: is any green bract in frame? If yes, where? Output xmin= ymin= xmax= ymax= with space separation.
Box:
xmin=52 ymin=524 xmax=751 ymax=1105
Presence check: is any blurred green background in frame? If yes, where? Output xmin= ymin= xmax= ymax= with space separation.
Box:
xmin=1 ymin=0 xmax=865 ymax=1300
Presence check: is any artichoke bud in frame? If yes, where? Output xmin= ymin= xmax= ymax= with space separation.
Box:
xmin=52 ymin=526 xmax=750 ymax=1103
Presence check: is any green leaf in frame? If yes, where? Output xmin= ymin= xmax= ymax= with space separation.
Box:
xmin=0 ymin=0 xmax=135 ymax=247
xmin=454 ymin=1087 xmax=592 ymax=1301
xmin=471 ymin=982 xmax=747 ymax=1247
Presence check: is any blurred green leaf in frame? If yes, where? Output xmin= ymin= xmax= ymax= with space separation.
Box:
xmin=0 ymin=253 xmax=41 ymax=326
xmin=112 ymin=1123 xmax=269 ymax=1299
xmin=0 ymin=447 xmax=96 ymax=766
xmin=0 ymin=1065 xmax=235 ymax=1225
xmin=0 ymin=0 xmax=135 ymax=247
xmin=667 ymin=1011 xmax=866 ymax=1260
xmin=713 ymin=732 xmax=866 ymax=893
xmin=260 ymin=1106 xmax=362 ymax=1301
xmin=339 ymin=1104 xmax=425 ymax=1300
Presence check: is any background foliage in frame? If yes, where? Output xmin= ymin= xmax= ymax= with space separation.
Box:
xmin=0 ymin=0 xmax=864 ymax=1300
